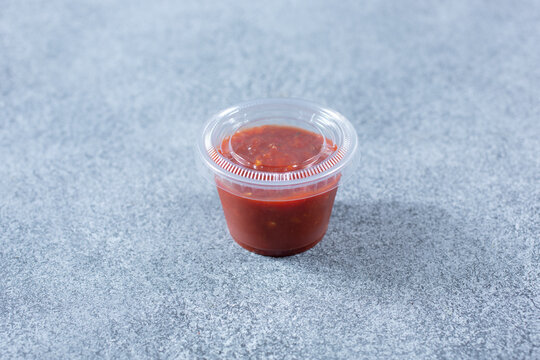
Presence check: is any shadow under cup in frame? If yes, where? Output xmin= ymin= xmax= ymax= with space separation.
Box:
xmin=198 ymin=99 xmax=358 ymax=257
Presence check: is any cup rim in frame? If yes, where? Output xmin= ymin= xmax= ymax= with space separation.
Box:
xmin=197 ymin=98 xmax=359 ymax=188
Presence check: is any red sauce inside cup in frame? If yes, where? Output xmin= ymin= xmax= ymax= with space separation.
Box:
xmin=216 ymin=125 xmax=339 ymax=256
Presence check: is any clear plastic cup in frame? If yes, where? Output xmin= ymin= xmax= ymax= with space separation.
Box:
xmin=197 ymin=98 xmax=359 ymax=256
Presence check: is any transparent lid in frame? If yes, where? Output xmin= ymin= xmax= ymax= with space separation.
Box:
xmin=198 ymin=98 xmax=358 ymax=189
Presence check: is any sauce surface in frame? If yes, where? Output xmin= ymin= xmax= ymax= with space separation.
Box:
xmin=219 ymin=125 xmax=336 ymax=172
xmin=216 ymin=125 xmax=340 ymax=256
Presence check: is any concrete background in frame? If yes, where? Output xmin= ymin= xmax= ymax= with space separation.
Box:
xmin=1 ymin=0 xmax=539 ymax=358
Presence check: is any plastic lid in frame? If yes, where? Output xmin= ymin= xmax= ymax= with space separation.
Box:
xmin=198 ymin=98 xmax=358 ymax=188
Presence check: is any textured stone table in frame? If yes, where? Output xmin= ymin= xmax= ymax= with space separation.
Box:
xmin=1 ymin=0 xmax=539 ymax=358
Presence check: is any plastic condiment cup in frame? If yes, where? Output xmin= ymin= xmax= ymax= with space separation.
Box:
xmin=197 ymin=98 xmax=358 ymax=256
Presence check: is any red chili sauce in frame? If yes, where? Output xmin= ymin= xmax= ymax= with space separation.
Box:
xmin=216 ymin=125 xmax=339 ymax=256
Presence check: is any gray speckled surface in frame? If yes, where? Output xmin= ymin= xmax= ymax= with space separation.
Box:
xmin=1 ymin=0 xmax=539 ymax=358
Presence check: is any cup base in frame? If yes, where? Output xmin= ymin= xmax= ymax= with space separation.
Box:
xmin=232 ymin=235 xmax=324 ymax=257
